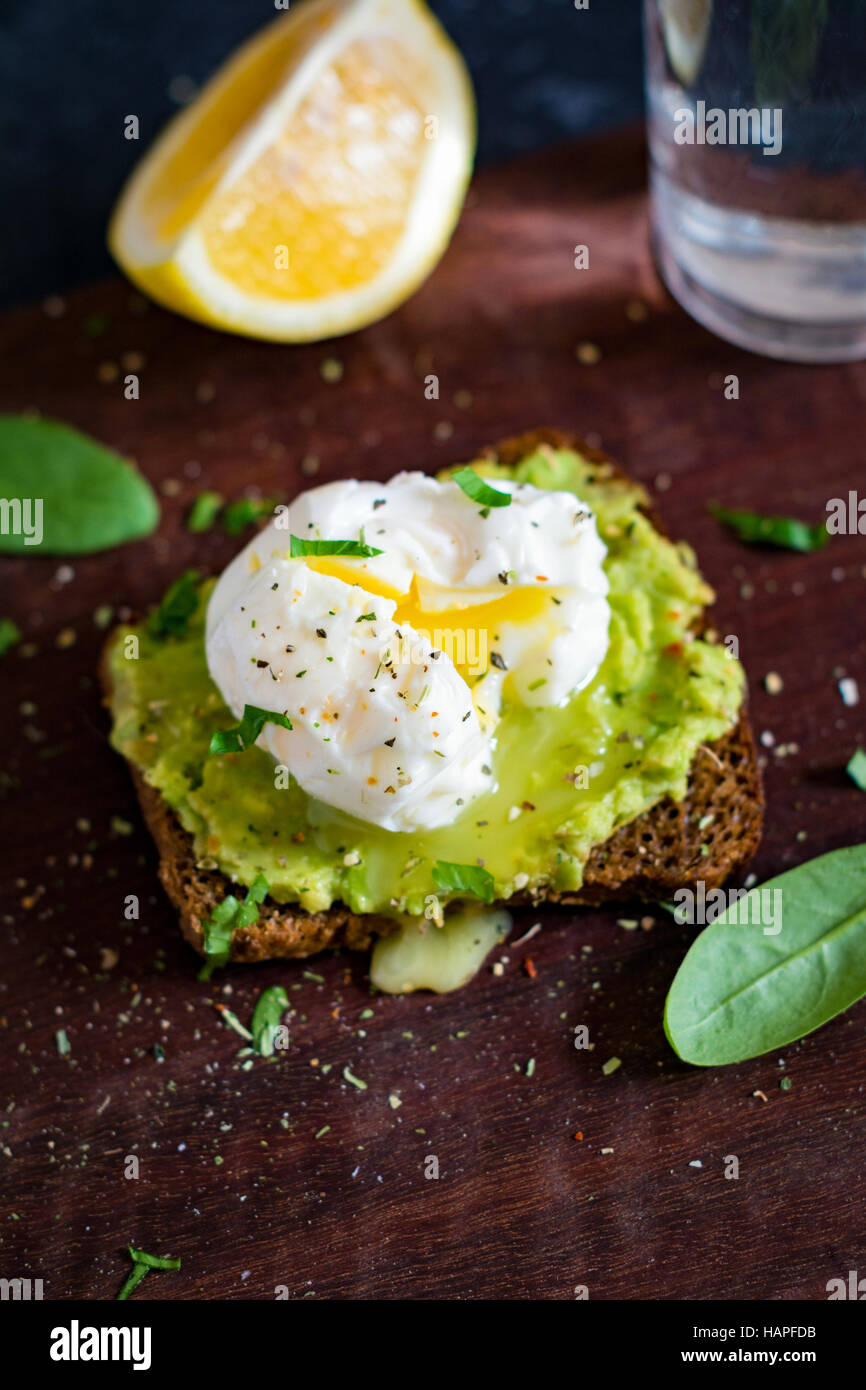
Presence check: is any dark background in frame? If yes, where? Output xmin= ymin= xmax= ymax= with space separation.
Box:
xmin=0 ymin=0 xmax=644 ymax=308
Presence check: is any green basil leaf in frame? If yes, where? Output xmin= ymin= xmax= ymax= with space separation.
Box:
xmin=223 ymin=496 xmax=281 ymax=536
xmin=186 ymin=490 xmax=223 ymax=533
xmin=148 ymin=570 xmax=201 ymax=638
xmin=209 ymin=705 xmax=292 ymax=755
xmin=0 ymin=618 xmax=21 ymax=656
xmin=708 ymin=503 xmax=827 ymax=552
xmin=128 ymin=1248 xmax=181 ymax=1271
xmin=0 ymin=415 xmax=160 ymax=554
xmin=451 ymin=467 xmax=512 ymax=509
xmin=433 ymin=859 xmax=496 ymax=904
xmin=289 ymin=535 xmax=384 ymax=558
xmin=847 ymin=749 xmax=866 ymax=790
xmin=664 ymin=845 xmax=866 ymax=1066
xmin=251 ymin=984 xmax=290 ymax=1057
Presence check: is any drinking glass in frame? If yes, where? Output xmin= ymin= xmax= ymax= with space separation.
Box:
xmin=644 ymin=0 xmax=866 ymax=361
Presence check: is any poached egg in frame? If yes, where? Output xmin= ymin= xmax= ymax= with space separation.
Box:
xmin=205 ymin=470 xmax=610 ymax=832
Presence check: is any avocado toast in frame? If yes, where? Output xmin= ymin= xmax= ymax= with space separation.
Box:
xmin=101 ymin=428 xmax=763 ymax=965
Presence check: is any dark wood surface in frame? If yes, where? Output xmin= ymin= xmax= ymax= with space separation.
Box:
xmin=2 ymin=128 xmax=865 ymax=1302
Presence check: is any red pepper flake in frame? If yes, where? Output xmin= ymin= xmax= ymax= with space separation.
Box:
xmin=524 ymin=957 xmax=537 ymax=979
xmin=573 ymin=1131 xmax=583 ymax=1142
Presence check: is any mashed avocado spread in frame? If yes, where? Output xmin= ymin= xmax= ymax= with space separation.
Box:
xmin=106 ymin=447 xmax=744 ymax=918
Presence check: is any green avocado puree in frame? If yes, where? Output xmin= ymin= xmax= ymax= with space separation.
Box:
xmin=106 ymin=446 xmax=744 ymax=918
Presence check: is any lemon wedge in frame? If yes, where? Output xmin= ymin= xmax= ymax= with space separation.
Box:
xmin=108 ymin=0 xmax=475 ymax=341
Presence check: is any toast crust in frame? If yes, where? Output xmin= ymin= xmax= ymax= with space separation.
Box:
xmin=101 ymin=428 xmax=764 ymax=962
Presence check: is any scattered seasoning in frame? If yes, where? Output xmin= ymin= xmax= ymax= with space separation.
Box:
xmin=315 ymin=1125 xmax=331 ymax=1139
xmin=525 ymin=1057 xmax=536 ymax=1078
xmin=780 ymin=1076 xmax=793 ymax=1091
xmin=764 ymin=671 xmax=784 ymax=694
xmin=388 ymin=1093 xmax=402 ymax=1110
xmin=839 ymin=677 xmax=860 ymax=707
xmin=343 ymin=1066 xmax=368 ymax=1091
xmin=524 ymin=957 xmax=537 ymax=979
xmin=214 ymin=1004 xmax=254 ymax=1042
xmin=303 ymin=970 xmax=324 ymax=983
xmin=602 ymin=1057 xmax=621 ymax=1075
xmin=575 ymin=341 xmax=602 ymax=365
xmin=55 ymin=1029 xmax=71 ymax=1056
xmin=320 ymin=357 xmax=344 ymax=383
xmin=753 ymin=1089 xmax=769 ymax=1102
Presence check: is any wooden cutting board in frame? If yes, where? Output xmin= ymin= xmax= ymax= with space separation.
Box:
xmin=2 ymin=128 xmax=865 ymax=1302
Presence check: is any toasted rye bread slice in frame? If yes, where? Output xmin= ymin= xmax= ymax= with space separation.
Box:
xmin=101 ymin=429 xmax=764 ymax=963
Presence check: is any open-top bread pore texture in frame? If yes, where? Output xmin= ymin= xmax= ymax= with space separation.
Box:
xmin=101 ymin=429 xmax=764 ymax=963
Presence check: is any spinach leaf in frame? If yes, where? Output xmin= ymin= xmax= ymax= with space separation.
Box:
xmin=433 ymin=859 xmax=496 ymax=904
xmin=209 ymin=704 xmax=293 ymax=754
xmin=451 ymin=467 xmax=512 ymax=509
xmin=0 ymin=415 xmax=160 ymax=554
xmin=148 ymin=570 xmax=201 ymax=638
xmin=664 ymin=845 xmax=866 ymax=1066
xmin=708 ymin=503 xmax=827 ymax=552
xmin=251 ymin=985 xmax=290 ymax=1056
xmin=289 ymin=535 xmax=384 ymax=558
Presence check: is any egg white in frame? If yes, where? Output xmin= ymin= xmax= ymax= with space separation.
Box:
xmin=205 ymin=471 xmax=610 ymax=832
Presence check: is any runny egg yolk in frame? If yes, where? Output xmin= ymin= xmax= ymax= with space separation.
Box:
xmin=301 ymin=556 xmax=562 ymax=685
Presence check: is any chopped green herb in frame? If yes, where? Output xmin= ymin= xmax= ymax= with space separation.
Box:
xmin=0 ymin=618 xmax=21 ymax=656
xmin=252 ymin=985 xmax=290 ymax=1057
xmin=223 ymin=496 xmax=280 ymax=536
xmin=148 ymin=570 xmax=201 ymax=638
xmin=198 ymin=874 xmax=269 ymax=979
xmin=847 ymin=748 xmax=866 ymax=790
xmin=209 ymin=704 xmax=292 ymax=755
xmin=128 ymin=1248 xmax=181 ymax=1271
xmin=451 ymin=467 xmax=512 ymax=509
xmin=116 ymin=1263 xmax=148 ymax=1302
xmin=117 ymin=1247 xmax=181 ymax=1300
xmin=186 ymin=490 xmax=223 ymax=533
xmin=55 ymin=1028 xmax=71 ymax=1056
xmin=708 ymin=503 xmax=827 ymax=553
xmin=289 ymin=535 xmax=384 ymax=558
xmin=433 ymin=859 xmax=496 ymax=904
